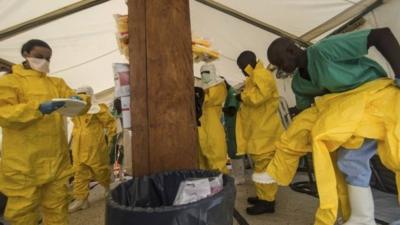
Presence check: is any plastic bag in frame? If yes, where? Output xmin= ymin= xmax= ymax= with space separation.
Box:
xmin=173 ymin=174 xmax=223 ymax=206
xmin=106 ymin=170 xmax=235 ymax=225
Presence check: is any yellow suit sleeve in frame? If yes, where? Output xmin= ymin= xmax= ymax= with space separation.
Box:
xmin=0 ymin=76 xmax=42 ymax=129
xmin=98 ymin=104 xmax=117 ymax=138
xmin=241 ymin=61 xmax=275 ymax=107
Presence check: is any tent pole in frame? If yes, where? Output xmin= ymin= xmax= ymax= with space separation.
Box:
xmin=328 ymin=0 xmax=383 ymax=36
xmin=0 ymin=58 xmax=13 ymax=72
xmin=128 ymin=0 xmax=199 ymax=176
xmin=300 ymin=0 xmax=383 ymax=41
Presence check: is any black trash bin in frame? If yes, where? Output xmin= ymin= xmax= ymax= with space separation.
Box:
xmin=106 ymin=170 xmax=235 ymax=225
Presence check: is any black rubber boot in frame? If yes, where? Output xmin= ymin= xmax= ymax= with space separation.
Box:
xmin=247 ymin=196 xmax=259 ymax=205
xmin=246 ymin=199 xmax=275 ymax=215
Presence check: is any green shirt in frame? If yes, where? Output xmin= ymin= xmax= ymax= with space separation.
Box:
xmin=292 ymin=29 xmax=387 ymax=110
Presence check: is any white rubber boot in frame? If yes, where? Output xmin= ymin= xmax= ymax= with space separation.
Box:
xmin=343 ymin=185 xmax=376 ymax=225
xmin=231 ymin=158 xmax=246 ymax=185
xmin=68 ymin=199 xmax=89 ymax=213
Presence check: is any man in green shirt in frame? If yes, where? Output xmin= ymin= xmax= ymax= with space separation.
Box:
xmin=267 ymin=28 xmax=400 ymax=225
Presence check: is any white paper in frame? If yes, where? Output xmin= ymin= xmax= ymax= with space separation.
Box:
xmin=209 ymin=174 xmax=223 ymax=195
xmin=173 ymin=178 xmax=211 ymax=206
xmin=173 ymin=175 xmax=224 ymax=206
xmin=113 ymin=63 xmax=130 ymax=97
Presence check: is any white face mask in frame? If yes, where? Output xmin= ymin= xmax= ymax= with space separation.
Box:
xmin=26 ymin=57 xmax=50 ymax=73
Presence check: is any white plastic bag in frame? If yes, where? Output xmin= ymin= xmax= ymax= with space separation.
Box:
xmin=173 ymin=174 xmax=223 ymax=206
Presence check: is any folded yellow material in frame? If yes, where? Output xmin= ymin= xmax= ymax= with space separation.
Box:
xmin=192 ymin=44 xmax=219 ymax=62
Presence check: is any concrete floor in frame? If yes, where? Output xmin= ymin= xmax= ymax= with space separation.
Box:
xmin=69 ymin=174 xmax=319 ymax=225
xmin=234 ymin=180 xmax=318 ymax=225
xmin=1 ymin=173 xmax=394 ymax=225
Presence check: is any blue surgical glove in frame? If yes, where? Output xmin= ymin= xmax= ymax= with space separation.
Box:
xmin=70 ymin=95 xmax=82 ymax=100
xmin=39 ymin=101 xmax=65 ymax=114
xmin=395 ymin=78 xmax=400 ymax=88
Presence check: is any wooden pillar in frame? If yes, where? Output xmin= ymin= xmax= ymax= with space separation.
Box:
xmin=128 ymin=0 xmax=198 ymax=176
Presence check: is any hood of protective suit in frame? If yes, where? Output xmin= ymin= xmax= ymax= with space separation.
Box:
xmin=200 ymin=63 xmax=224 ymax=89
xmin=76 ymin=85 xmax=94 ymax=96
xmin=76 ymin=85 xmax=100 ymax=114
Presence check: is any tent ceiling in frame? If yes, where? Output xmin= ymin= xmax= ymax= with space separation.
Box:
xmin=213 ymin=0 xmax=361 ymax=37
xmin=0 ymin=0 xmax=81 ymax=31
xmin=0 ymin=0 xmax=127 ymax=92
xmin=0 ymin=0 xmax=109 ymax=41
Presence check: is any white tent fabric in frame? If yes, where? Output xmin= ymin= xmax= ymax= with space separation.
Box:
xmin=0 ymin=0 xmax=399 ymax=107
xmin=0 ymin=0 xmax=81 ymax=30
xmin=214 ymin=0 xmax=361 ymax=37
xmin=0 ymin=0 xmax=127 ymax=93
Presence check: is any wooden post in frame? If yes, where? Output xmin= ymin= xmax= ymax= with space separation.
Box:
xmin=128 ymin=0 xmax=198 ymax=176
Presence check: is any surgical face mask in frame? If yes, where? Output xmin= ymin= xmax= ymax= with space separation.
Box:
xmin=26 ymin=57 xmax=50 ymax=73
xmin=201 ymin=71 xmax=211 ymax=83
xmin=276 ymin=68 xmax=292 ymax=79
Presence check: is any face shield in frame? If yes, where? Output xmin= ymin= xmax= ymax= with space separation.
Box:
xmin=76 ymin=86 xmax=100 ymax=114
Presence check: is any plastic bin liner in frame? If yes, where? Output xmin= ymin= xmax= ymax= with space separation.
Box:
xmin=106 ymin=170 xmax=236 ymax=225
xmin=0 ymin=193 xmax=6 ymax=216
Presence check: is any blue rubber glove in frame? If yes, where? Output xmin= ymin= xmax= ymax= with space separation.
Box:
xmin=39 ymin=101 xmax=65 ymax=114
xmin=70 ymin=95 xmax=82 ymax=100
xmin=395 ymin=78 xmax=400 ymax=87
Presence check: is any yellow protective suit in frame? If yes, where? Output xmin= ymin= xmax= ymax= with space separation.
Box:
xmin=267 ymin=78 xmax=400 ymax=225
xmin=71 ymin=104 xmax=117 ymax=200
xmin=235 ymin=61 xmax=284 ymax=201
xmin=198 ymin=82 xmax=228 ymax=173
xmin=0 ymin=64 xmax=89 ymax=225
